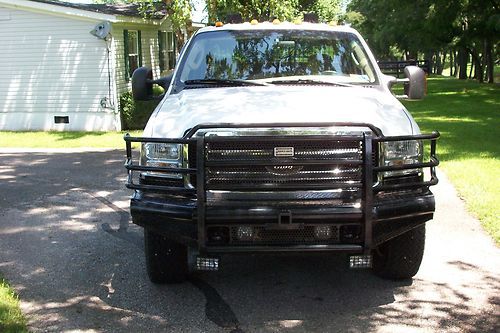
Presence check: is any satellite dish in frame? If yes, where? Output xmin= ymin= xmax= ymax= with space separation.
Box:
xmin=90 ymin=21 xmax=111 ymax=40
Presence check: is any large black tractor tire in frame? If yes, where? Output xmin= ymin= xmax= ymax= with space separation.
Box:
xmin=372 ymin=224 xmax=426 ymax=280
xmin=144 ymin=229 xmax=188 ymax=284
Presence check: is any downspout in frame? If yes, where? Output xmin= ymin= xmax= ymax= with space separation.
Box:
xmin=108 ymin=33 xmax=121 ymax=131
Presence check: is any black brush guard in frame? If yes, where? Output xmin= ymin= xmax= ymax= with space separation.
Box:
xmin=125 ymin=123 xmax=439 ymax=255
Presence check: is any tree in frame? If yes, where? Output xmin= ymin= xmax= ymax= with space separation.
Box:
xmin=163 ymin=0 xmax=193 ymax=46
xmin=206 ymin=0 xmax=342 ymax=24
xmin=346 ymin=0 xmax=499 ymax=83
xmin=299 ymin=0 xmax=342 ymax=22
xmin=94 ymin=0 xmax=194 ymax=46
xmin=206 ymin=0 xmax=299 ymax=23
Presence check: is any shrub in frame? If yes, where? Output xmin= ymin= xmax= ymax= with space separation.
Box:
xmin=119 ymin=87 xmax=164 ymax=130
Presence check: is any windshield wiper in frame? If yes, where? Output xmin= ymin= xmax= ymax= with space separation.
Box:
xmin=269 ymin=79 xmax=354 ymax=87
xmin=184 ymin=79 xmax=268 ymax=87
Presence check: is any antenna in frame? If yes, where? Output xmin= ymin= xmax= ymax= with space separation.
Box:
xmin=90 ymin=21 xmax=111 ymax=40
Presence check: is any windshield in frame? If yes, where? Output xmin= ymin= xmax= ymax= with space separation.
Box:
xmin=176 ymin=29 xmax=377 ymax=86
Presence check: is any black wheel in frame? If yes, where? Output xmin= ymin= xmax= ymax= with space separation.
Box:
xmin=372 ymin=224 xmax=426 ymax=280
xmin=144 ymin=229 xmax=188 ymax=284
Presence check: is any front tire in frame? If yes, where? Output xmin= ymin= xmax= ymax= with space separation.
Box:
xmin=144 ymin=229 xmax=188 ymax=284
xmin=372 ymin=224 xmax=426 ymax=280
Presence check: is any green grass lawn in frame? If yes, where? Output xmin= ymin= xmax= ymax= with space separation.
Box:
xmin=0 ymin=76 xmax=497 ymax=330
xmin=402 ymin=76 xmax=499 ymax=243
xmin=0 ymin=131 xmax=142 ymax=148
xmin=0 ymin=276 xmax=28 ymax=333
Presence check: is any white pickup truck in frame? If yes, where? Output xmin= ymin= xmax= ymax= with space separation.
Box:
xmin=124 ymin=21 xmax=439 ymax=283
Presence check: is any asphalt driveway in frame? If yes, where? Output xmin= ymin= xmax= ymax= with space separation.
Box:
xmin=0 ymin=150 xmax=498 ymax=332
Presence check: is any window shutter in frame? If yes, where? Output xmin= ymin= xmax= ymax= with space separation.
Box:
xmin=158 ymin=30 xmax=164 ymax=71
xmin=123 ymin=29 xmax=129 ymax=81
xmin=138 ymin=30 xmax=143 ymax=67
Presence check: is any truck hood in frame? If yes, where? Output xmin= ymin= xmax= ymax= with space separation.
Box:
xmin=145 ymin=86 xmax=418 ymax=137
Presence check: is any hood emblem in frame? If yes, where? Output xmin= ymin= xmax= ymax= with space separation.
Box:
xmin=274 ymin=147 xmax=294 ymax=157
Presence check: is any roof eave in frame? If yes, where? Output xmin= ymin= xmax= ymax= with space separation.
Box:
xmin=0 ymin=0 xmax=116 ymax=22
xmin=114 ymin=15 xmax=163 ymax=26
xmin=0 ymin=0 xmax=164 ymax=24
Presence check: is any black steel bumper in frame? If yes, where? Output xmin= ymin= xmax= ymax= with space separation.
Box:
xmin=130 ymin=190 xmax=435 ymax=251
xmin=125 ymin=122 xmax=439 ymax=254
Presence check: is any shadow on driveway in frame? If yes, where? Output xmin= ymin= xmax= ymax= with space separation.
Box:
xmin=0 ymin=151 xmax=498 ymax=332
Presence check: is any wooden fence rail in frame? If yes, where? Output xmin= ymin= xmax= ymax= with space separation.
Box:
xmin=377 ymin=60 xmax=430 ymax=78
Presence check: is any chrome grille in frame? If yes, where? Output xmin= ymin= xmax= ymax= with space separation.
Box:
xmin=206 ymin=165 xmax=362 ymax=187
xmin=203 ymin=138 xmax=364 ymax=191
xmin=206 ymin=139 xmax=362 ymax=161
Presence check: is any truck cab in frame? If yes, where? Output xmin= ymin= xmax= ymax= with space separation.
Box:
xmin=125 ymin=21 xmax=439 ymax=283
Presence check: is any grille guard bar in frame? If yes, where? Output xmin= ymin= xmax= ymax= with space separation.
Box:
xmin=124 ymin=123 xmax=439 ymax=252
xmin=373 ymin=132 xmax=440 ymax=191
xmin=124 ymin=123 xmax=439 ymax=195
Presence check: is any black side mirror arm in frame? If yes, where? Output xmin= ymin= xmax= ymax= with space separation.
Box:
xmin=131 ymin=67 xmax=173 ymax=101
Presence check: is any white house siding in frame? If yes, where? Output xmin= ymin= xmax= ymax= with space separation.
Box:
xmin=113 ymin=19 xmax=172 ymax=97
xmin=0 ymin=6 xmax=120 ymax=131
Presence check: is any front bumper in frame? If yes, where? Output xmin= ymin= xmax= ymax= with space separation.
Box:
xmin=130 ymin=190 xmax=435 ymax=252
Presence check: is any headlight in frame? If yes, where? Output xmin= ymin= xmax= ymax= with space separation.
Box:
xmin=140 ymin=143 xmax=182 ymax=178
xmin=381 ymin=140 xmax=422 ymax=177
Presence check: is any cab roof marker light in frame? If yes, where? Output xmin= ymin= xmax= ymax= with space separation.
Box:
xmin=215 ymin=21 xmax=224 ymax=27
xmin=250 ymin=19 xmax=258 ymax=25
xmin=293 ymin=19 xmax=302 ymax=25
xmin=272 ymin=18 xmax=280 ymax=25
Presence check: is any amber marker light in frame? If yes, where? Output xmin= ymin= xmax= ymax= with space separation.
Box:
xmin=215 ymin=21 xmax=224 ymax=27
xmin=272 ymin=18 xmax=280 ymax=25
xmin=250 ymin=19 xmax=258 ymax=25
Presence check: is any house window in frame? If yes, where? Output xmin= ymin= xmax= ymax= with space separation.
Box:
xmin=159 ymin=30 xmax=176 ymax=71
xmin=124 ymin=30 xmax=142 ymax=80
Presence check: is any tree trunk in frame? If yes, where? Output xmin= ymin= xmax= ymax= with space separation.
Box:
xmin=482 ymin=40 xmax=488 ymax=80
xmin=449 ymin=50 xmax=454 ymax=76
xmin=434 ymin=52 xmax=438 ymax=74
xmin=458 ymin=47 xmax=468 ymax=80
xmin=425 ymin=51 xmax=433 ymax=74
xmin=435 ymin=52 xmax=446 ymax=75
xmin=485 ymin=39 xmax=494 ymax=83
xmin=469 ymin=47 xmax=483 ymax=82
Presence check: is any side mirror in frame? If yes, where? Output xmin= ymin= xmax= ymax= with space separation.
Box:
xmin=386 ymin=65 xmax=426 ymax=100
xmin=131 ymin=67 xmax=173 ymax=101
xmin=404 ymin=66 xmax=426 ymax=100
